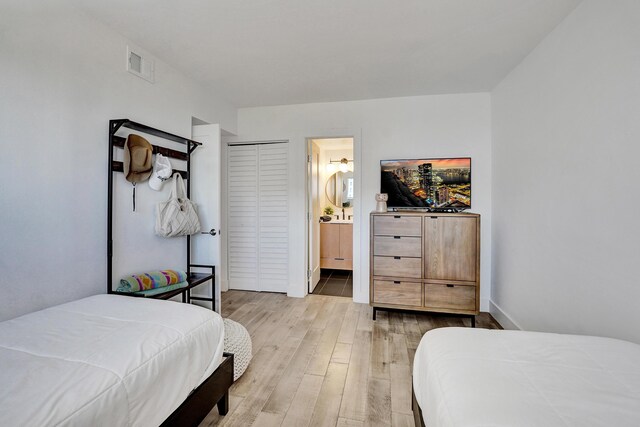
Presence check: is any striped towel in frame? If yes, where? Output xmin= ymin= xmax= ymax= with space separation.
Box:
xmin=117 ymin=270 xmax=187 ymax=293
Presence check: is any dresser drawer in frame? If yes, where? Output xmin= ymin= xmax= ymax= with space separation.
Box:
xmin=373 ymin=280 xmax=422 ymax=307
xmin=373 ymin=256 xmax=421 ymax=278
xmin=424 ymin=283 xmax=476 ymax=312
xmin=373 ymin=215 xmax=421 ymax=236
xmin=373 ymin=236 xmax=421 ymax=257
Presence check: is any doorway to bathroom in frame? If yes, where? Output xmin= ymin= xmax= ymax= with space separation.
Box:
xmin=306 ymin=137 xmax=354 ymax=297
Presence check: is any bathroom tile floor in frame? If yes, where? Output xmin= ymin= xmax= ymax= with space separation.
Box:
xmin=312 ymin=269 xmax=353 ymax=297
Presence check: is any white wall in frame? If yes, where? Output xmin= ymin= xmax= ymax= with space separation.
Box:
xmin=0 ymin=2 xmax=237 ymax=321
xmin=234 ymin=93 xmax=492 ymax=306
xmin=491 ymin=1 xmax=640 ymax=342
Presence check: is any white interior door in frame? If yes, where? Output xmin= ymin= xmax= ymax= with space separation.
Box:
xmin=191 ymin=124 xmax=221 ymax=312
xmin=308 ymin=141 xmax=321 ymax=292
xmin=227 ymin=142 xmax=289 ymax=292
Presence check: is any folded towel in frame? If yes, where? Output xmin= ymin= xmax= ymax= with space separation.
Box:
xmin=117 ymin=270 xmax=187 ymax=293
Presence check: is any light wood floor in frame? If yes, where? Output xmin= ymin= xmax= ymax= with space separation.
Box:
xmin=201 ymin=291 xmax=501 ymax=427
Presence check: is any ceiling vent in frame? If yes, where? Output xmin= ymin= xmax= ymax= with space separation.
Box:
xmin=127 ymin=45 xmax=155 ymax=83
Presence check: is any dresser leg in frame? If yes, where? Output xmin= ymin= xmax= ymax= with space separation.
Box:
xmin=372 ymin=307 xmax=377 ymax=320
xmin=471 ymin=315 xmax=476 ymax=328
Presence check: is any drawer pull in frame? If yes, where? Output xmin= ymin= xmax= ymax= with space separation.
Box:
xmin=394 ymin=215 xmax=401 ymax=219
xmin=393 ymin=281 xmax=401 ymax=284
xmin=430 ymin=216 xmax=438 ymax=219
xmin=394 ymin=256 xmax=401 ymax=260
xmin=446 ymin=284 xmax=455 ymax=288
xmin=393 ymin=236 xmax=401 ymax=239
xmin=335 ymin=258 xmax=344 ymax=260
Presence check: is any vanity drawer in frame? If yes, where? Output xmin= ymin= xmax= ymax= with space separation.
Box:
xmin=373 ymin=280 xmax=422 ymax=307
xmin=321 ymin=257 xmax=352 ymax=270
xmin=373 ymin=236 xmax=421 ymax=257
xmin=373 ymin=256 xmax=421 ymax=278
xmin=373 ymin=215 xmax=421 ymax=237
xmin=424 ymin=283 xmax=476 ymax=312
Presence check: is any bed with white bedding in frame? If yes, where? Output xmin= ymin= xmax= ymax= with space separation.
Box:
xmin=0 ymin=294 xmax=227 ymax=427
xmin=413 ymin=327 xmax=640 ymax=427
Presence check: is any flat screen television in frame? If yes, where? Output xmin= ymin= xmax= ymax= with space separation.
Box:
xmin=380 ymin=157 xmax=471 ymax=210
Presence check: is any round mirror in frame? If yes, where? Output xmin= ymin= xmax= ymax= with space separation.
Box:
xmin=325 ymin=171 xmax=354 ymax=208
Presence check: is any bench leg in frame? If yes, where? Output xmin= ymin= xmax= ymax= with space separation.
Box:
xmin=217 ymin=391 xmax=229 ymax=415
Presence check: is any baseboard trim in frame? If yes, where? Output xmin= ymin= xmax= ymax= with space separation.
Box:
xmin=489 ymin=300 xmax=522 ymax=330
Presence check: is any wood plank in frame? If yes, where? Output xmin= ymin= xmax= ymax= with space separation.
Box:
xmin=249 ymin=411 xmax=283 ymax=427
xmin=369 ymin=319 xmax=390 ymax=380
xmin=337 ymin=303 xmax=359 ymax=344
xmin=366 ymin=377 xmax=392 ymax=426
xmin=331 ymin=342 xmax=352 ymax=365
xmin=388 ymin=311 xmax=406 ymax=334
xmin=307 ymin=302 xmax=349 ymax=376
xmin=339 ymin=330 xmax=371 ymax=421
xmin=356 ymin=302 xmax=373 ymax=332
xmin=389 ymin=333 xmax=410 ymax=366
xmin=308 ymin=363 xmax=349 ymax=427
xmin=290 ymin=297 xmax=326 ymax=338
xmin=390 ymin=363 xmax=413 ymax=415
xmin=392 ymin=412 xmax=416 ymax=427
xmin=280 ymin=374 xmax=324 ymax=427
xmin=221 ymin=335 xmax=301 ymax=426
xmin=337 ymin=418 xmax=364 ymax=427
xmin=262 ymin=328 xmax=323 ymax=414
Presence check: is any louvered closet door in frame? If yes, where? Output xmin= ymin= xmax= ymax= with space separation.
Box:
xmin=258 ymin=144 xmax=289 ymax=292
xmin=227 ymin=143 xmax=289 ymax=292
xmin=227 ymin=145 xmax=259 ymax=290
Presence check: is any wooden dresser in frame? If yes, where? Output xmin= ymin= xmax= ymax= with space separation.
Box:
xmin=370 ymin=211 xmax=480 ymax=326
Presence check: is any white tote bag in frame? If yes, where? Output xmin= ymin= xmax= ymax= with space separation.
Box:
xmin=155 ymin=173 xmax=201 ymax=237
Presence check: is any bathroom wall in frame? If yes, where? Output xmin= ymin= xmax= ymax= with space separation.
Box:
xmin=317 ymin=144 xmax=355 ymax=220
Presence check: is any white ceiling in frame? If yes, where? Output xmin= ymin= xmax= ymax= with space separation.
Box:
xmin=71 ymin=0 xmax=581 ymax=108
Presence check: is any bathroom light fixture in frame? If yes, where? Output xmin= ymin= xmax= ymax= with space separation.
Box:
xmin=327 ymin=157 xmax=353 ymax=173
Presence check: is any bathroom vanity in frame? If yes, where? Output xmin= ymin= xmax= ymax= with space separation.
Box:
xmin=320 ymin=222 xmax=353 ymax=270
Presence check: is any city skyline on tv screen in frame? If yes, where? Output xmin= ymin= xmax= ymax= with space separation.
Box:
xmin=381 ymin=158 xmax=471 ymax=208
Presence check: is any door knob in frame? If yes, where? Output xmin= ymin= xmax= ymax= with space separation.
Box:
xmin=201 ymin=229 xmax=217 ymax=236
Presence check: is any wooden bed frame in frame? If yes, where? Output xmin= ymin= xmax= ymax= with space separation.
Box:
xmin=161 ymin=352 xmax=234 ymax=427
xmin=412 ymin=386 xmax=427 ymax=427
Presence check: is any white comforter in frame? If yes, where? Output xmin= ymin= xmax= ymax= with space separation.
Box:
xmin=0 ymin=294 xmax=224 ymax=427
xmin=413 ymin=327 xmax=640 ymax=427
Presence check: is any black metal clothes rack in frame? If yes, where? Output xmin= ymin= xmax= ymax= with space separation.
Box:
xmin=107 ymin=119 xmax=216 ymax=311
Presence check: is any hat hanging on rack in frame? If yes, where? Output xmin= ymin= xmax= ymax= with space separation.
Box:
xmin=123 ymin=134 xmax=153 ymax=211
xmin=149 ymin=154 xmax=172 ymax=191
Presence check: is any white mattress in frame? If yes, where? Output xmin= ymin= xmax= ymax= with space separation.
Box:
xmin=413 ymin=327 xmax=640 ymax=427
xmin=0 ymin=294 xmax=224 ymax=427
